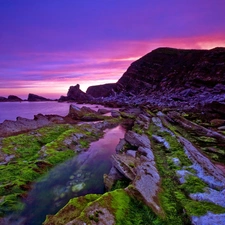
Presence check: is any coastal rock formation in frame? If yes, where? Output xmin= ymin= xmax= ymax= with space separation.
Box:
xmin=116 ymin=47 xmax=225 ymax=95
xmin=28 ymin=93 xmax=51 ymax=101
xmin=0 ymin=95 xmax=22 ymax=102
xmin=90 ymin=47 xmax=225 ymax=110
xmin=67 ymin=104 xmax=105 ymax=121
xmin=86 ymin=83 xmax=116 ymax=98
xmin=2 ymin=47 xmax=225 ymax=224
xmin=8 ymin=95 xmax=22 ymax=101
xmin=59 ymin=84 xmax=92 ymax=102
xmin=0 ymin=114 xmax=65 ymax=137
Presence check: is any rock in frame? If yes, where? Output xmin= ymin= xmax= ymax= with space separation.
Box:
xmin=204 ymin=101 xmax=225 ymax=115
xmin=111 ymin=154 xmax=136 ymax=180
xmin=103 ymin=167 xmax=125 ymax=191
xmin=67 ymin=104 xmax=103 ymax=121
xmin=0 ymin=95 xmax=22 ymax=102
xmin=176 ymin=170 xmax=193 ymax=184
xmin=97 ymin=108 xmax=110 ymax=114
xmin=125 ymin=131 xmax=150 ymax=148
xmin=28 ymin=93 xmax=51 ymax=101
xmin=59 ymin=84 xmax=91 ymax=102
xmin=130 ymin=158 xmax=161 ymax=214
xmin=115 ymin=138 xmax=127 ymax=153
xmin=179 ymin=136 xmax=225 ymax=189
xmin=126 ymin=150 xmax=136 ymax=157
xmin=168 ymin=111 xmax=225 ymax=143
xmin=190 ymin=187 xmax=225 ymax=207
xmin=111 ymin=110 xmax=120 ymax=118
xmin=218 ymin=126 xmax=225 ymax=130
xmin=116 ymin=47 xmax=225 ymax=96
xmin=71 ymin=183 xmax=85 ymax=192
xmin=191 ymin=211 xmax=225 ymax=225
xmin=7 ymin=95 xmax=22 ymax=101
xmin=0 ymin=96 xmax=7 ymax=102
xmin=210 ymin=119 xmax=225 ymax=127
xmin=137 ymin=146 xmax=155 ymax=161
xmin=152 ymin=135 xmax=170 ymax=149
xmin=171 ymin=157 xmax=181 ymax=166
xmin=86 ymin=83 xmax=117 ymax=98
xmin=0 ymin=114 xmax=58 ymax=137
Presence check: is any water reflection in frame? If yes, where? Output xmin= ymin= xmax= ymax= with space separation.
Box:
xmin=7 ymin=125 xmax=125 ymax=225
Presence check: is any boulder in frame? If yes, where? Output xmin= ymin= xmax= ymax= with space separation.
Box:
xmin=111 ymin=110 xmax=120 ymax=118
xmin=125 ymin=131 xmax=151 ymax=148
xmin=97 ymin=108 xmax=110 ymax=114
xmin=67 ymin=104 xmax=103 ymax=121
xmin=111 ymin=154 xmax=136 ymax=180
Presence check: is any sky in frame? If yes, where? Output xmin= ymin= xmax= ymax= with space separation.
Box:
xmin=0 ymin=0 xmax=225 ymax=99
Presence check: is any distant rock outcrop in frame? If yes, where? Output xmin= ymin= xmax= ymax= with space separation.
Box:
xmin=59 ymin=84 xmax=92 ymax=102
xmin=0 ymin=95 xmax=22 ymax=102
xmin=86 ymin=83 xmax=116 ymax=98
xmin=8 ymin=95 xmax=22 ymax=102
xmin=0 ymin=97 xmax=7 ymax=102
xmin=28 ymin=93 xmax=51 ymax=101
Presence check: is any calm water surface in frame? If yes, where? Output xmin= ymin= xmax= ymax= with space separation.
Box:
xmin=6 ymin=125 xmax=125 ymax=225
xmin=0 ymin=102 xmax=111 ymax=123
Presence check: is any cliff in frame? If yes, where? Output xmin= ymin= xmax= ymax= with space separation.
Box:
xmin=86 ymin=83 xmax=116 ymax=98
xmin=116 ymin=47 xmax=225 ymax=95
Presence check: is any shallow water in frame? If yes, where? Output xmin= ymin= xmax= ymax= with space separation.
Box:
xmin=0 ymin=101 xmax=113 ymax=123
xmin=6 ymin=125 xmax=125 ymax=225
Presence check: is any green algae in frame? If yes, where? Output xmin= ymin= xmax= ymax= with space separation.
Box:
xmin=146 ymin=119 xmax=225 ymax=223
xmin=0 ymin=122 xmax=108 ymax=217
xmin=179 ymin=175 xmax=206 ymax=194
xmin=174 ymin=190 xmax=225 ymax=216
xmin=44 ymin=189 xmax=162 ymax=225
xmin=43 ymin=194 xmax=100 ymax=225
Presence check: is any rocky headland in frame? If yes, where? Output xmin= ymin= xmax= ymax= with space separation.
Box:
xmin=1 ymin=47 xmax=225 ymax=225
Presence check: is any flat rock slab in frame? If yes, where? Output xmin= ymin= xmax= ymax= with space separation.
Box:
xmin=125 ymin=131 xmax=150 ymax=148
xmin=179 ymin=136 xmax=225 ymax=189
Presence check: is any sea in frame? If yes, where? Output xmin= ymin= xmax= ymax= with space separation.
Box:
xmin=0 ymin=101 xmax=109 ymax=123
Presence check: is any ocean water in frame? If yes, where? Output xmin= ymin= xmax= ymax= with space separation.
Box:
xmin=0 ymin=101 xmax=109 ymax=123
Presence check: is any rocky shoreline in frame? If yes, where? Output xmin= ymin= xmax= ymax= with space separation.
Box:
xmin=1 ymin=47 xmax=225 ymax=224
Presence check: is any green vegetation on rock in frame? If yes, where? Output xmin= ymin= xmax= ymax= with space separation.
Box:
xmin=44 ymin=189 xmax=163 ymax=225
xmin=0 ymin=122 xmax=108 ymax=216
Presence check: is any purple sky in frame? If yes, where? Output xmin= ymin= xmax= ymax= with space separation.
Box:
xmin=1 ymin=0 xmax=225 ymax=99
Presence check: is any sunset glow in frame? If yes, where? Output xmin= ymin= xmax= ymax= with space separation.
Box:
xmin=1 ymin=0 xmax=225 ymax=99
